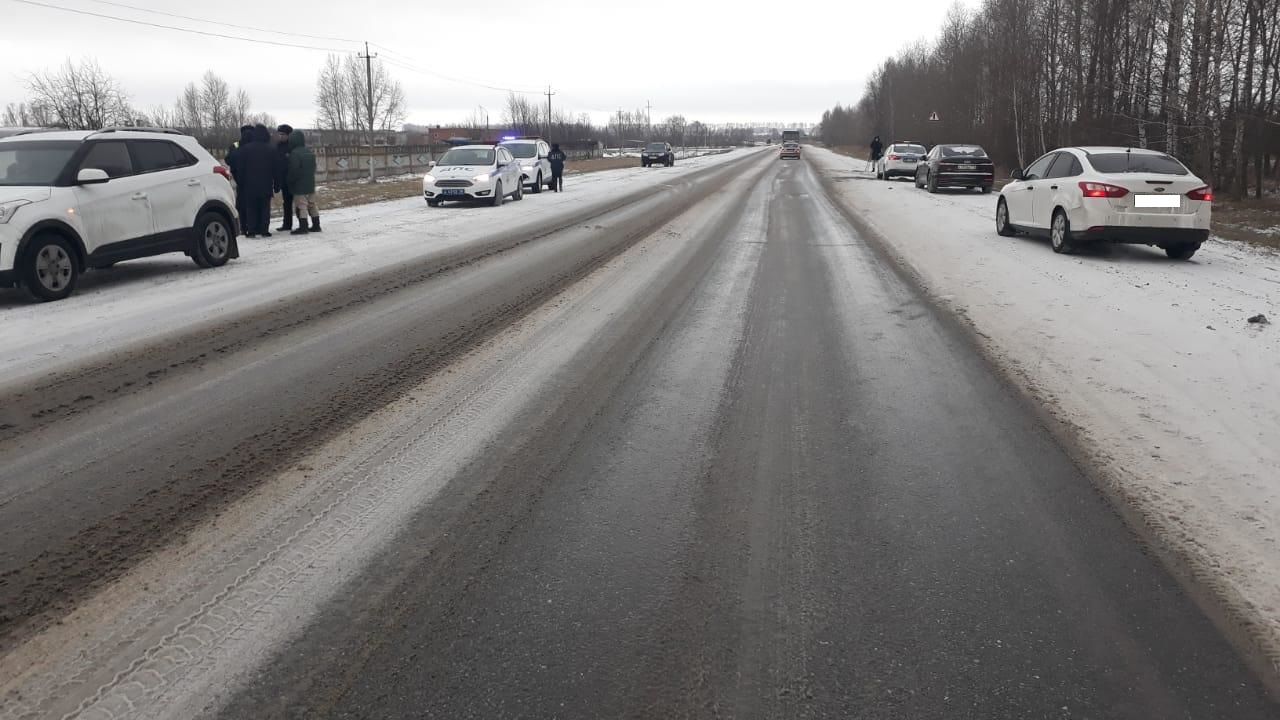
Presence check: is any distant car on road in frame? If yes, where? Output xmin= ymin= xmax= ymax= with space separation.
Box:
xmin=423 ymin=144 xmax=524 ymax=207
xmin=996 ymin=146 xmax=1212 ymax=259
xmin=915 ymin=144 xmax=995 ymax=193
xmin=642 ymin=142 xmax=675 ymax=167
xmin=0 ymin=127 xmax=239 ymax=302
xmin=875 ymin=142 xmax=926 ymax=180
xmin=499 ymin=137 xmax=554 ymax=194
xmin=779 ymin=142 xmax=801 ymax=160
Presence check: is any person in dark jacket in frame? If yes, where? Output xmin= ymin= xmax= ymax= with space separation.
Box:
xmin=225 ymin=125 xmax=253 ymax=234
xmin=274 ymin=124 xmax=294 ymax=231
xmin=870 ymin=135 xmax=884 ymax=166
xmin=547 ymin=143 xmax=567 ymax=192
xmin=286 ymin=129 xmax=319 ymax=234
xmin=238 ymin=124 xmax=278 ymax=237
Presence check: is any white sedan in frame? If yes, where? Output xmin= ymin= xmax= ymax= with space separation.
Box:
xmin=875 ymin=142 xmax=926 ymax=180
xmin=423 ymin=144 xmax=524 ymax=207
xmin=996 ymin=146 xmax=1212 ymax=259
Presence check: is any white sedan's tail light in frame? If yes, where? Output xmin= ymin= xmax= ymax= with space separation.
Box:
xmin=1186 ymin=186 xmax=1214 ymax=202
xmin=1078 ymin=181 xmax=1130 ymax=199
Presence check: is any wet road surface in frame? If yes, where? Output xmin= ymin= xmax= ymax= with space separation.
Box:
xmin=1 ymin=154 xmax=1275 ymax=719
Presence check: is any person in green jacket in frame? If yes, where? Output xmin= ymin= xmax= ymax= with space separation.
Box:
xmin=286 ymin=129 xmax=320 ymax=234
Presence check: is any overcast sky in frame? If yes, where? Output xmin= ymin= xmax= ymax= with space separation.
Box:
xmin=3 ymin=0 xmax=978 ymax=128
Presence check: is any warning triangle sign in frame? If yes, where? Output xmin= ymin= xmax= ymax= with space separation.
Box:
xmin=928 ymin=111 xmax=941 ymax=121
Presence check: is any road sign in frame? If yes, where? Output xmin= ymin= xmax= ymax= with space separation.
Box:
xmin=928 ymin=111 xmax=941 ymax=121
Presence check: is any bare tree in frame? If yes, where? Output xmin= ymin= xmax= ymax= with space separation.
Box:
xmin=504 ymin=92 xmax=540 ymax=135
xmin=25 ymin=58 xmax=134 ymax=130
xmin=314 ymin=54 xmax=406 ymax=145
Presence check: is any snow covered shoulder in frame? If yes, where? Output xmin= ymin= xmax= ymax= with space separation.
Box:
xmin=808 ymin=146 xmax=1280 ymax=676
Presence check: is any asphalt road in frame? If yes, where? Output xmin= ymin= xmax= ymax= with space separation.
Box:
xmin=1 ymin=153 xmax=1275 ymax=719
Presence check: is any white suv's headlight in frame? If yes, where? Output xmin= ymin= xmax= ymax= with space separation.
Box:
xmin=0 ymin=199 xmax=31 ymax=224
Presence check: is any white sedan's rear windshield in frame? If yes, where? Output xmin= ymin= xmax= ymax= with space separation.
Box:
xmin=895 ymin=145 xmax=926 ymax=154
xmin=438 ymin=148 xmax=494 ymax=166
xmin=1089 ymin=152 xmax=1188 ymax=175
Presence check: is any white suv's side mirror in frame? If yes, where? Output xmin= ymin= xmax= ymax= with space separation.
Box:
xmin=76 ymin=168 xmax=110 ymax=185
xmin=428 ymin=160 xmax=437 ymax=168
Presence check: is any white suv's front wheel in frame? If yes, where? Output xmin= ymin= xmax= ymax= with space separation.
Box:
xmin=192 ymin=212 xmax=233 ymax=268
xmin=23 ymin=233 xmax=79 ymax=302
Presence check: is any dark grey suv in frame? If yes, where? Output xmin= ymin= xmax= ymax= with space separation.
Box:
xmin=641 ymin=142 xmax=675 ymax=167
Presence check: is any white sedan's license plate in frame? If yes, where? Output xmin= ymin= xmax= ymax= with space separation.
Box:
xmin=1135 ymin=194 xmax=1180 ymax=208
xmin=904 ymin=158 xmax=917 ymax=163
xmin=959 ymin=164 xmax=976 ymax=171
xmin=442 ymin=189 xmax=465 ymax=196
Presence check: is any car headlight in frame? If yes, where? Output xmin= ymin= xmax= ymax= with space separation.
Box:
xmin=0 ymin=199 xmax=31 ymax=224
xmin=521 ymin=165 xmax=534 ymax=172
xmin=474 ymin=173 xmax=490 ymax=183
xmin=422 ymin=174 xmax=436 ymax=184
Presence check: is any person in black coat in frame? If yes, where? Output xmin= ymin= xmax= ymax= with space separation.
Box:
xmin=238 ymin=124 xmax=278 ymax=237
xmin=225 ymin=125 xmax=253 ymax=234
xmin=547 ymin=143 xmax=567 ymax=192
xmin=274 ymin=124 xmax=294 ymax=231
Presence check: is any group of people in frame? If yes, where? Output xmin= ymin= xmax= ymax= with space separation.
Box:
xmin=226 ymin=124 xmax=319 ymax=238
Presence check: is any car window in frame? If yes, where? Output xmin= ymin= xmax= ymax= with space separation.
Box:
xmin=503 ymin=143 xmax=537 ymax=159
xmin=80 ymin=141 xmax=134 ymax=178
xmin=896 ymin=144 xmax=926 ymax=154
xmin=1087 ymin=152 xmax=1189 ymax=175
xmin=646 ymin=143 xmax=667 ymax=152
xmin=131 ymin=141 xmax=192 ymax=174
xmin=438 ymin=148 xmax=495 ymax=166
xmin=1046 ymin=152 xmax=1079 ymax=179
xmin=0 ymin=141 xmax=80 ymax=186
xmin=1023 ymin=153 xmax=1056 ymax=180
xmin=940 ymin=145 xmax=988 ymax=158
xmin=499 ymin=148 xmax=513 ymax=164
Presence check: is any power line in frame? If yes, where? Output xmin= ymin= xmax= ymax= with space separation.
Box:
xmin=9 ymin=0 xmax=350 ymax=52
xmin=378 ymin=55 xmax=542 ymax=96
xmin=76 ymin=0 xmax=363 ymax=45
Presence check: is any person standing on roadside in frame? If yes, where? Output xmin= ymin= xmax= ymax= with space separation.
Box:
xmin=548 ymin=143 xmax=567 ymax=192
xmin=274 ymin=124 xmax=294 ymax=232
xmin=238 ymin=124 xmax=278 ymax=238
xmin=225 ymin=125 xmax=253 ymax=235
xmin=870 ymin=135 xmax=884 ymax=169
xmin=286 ymin=129 xmax=320 ymax=234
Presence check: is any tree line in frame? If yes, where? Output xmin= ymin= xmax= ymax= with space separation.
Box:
xmin=820 ymin=0 xmax=1280 ymax=199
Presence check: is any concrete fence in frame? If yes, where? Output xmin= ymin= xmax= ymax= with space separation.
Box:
xmin=213 ymin=141 xmax=605 ymax=183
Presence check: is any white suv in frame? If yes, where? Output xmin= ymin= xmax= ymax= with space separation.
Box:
xmin=0 ymin=128 xmax=239 ymax=301
xmin=499 ymin=137 xmax=554 ymax=193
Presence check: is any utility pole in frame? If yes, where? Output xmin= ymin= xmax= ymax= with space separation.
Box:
xmin=645 ymin=100 xmax=652 ymax=140
xmin=544 ymin=85 xmax=556 ymax=137
xmin=617 ymin=107 xmax=624 ymax=156
xmin=359 ymin=42 xmax=377 ymax=180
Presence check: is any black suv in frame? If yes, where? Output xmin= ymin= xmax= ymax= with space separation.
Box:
xmin=641 ymin=142 xmax=675 ymax=167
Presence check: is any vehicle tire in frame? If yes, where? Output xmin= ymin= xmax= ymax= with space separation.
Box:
xmin=927 ymin=172 xmax=938 ymax=194
xmin=491 ymin=181 xmax=504 ymax=207
xmin=995 ymin=198 xmax=1016 ymax=237
xmin=192 ymin=212 xmax=233 ymax=269
xmin=513 ymin=181 xmax=524 ymax=201
xmin=21 ymin=232 xmax=79 ymax=302
xmin=1165 ymin=243 xmax=1200 ymax=260
xmin=914 ymin=171 xmax=924 ymax=189
xmin=1050 ymin=209 xmax=1076 ymax=254
xmin=532 ymin=172 xmax=543 ymax=193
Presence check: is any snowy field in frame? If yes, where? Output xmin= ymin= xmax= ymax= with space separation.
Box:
xmin=0 ymin=148 xmax=759 ymax=388
xmin=810 ymin=147 xmax=1280 ymax=671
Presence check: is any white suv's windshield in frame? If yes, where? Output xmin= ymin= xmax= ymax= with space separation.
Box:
xmin=503 ymin=143 xmax=538 ymax=159
xmin=438 ymin=148 xmax=495 ymax=166
xmin=0 ymin=141 xmax=80 ymax=186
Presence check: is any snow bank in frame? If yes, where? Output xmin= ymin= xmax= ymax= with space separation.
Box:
xmin=0 ymin=148 xmax=757 ymax=387
xmin=810 ymin=147 xmax=1280 ymax=675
